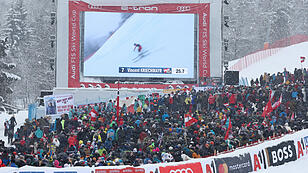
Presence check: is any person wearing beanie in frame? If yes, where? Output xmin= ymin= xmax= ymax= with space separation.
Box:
xmin=54 ymin=160 xmax=62 ymax=168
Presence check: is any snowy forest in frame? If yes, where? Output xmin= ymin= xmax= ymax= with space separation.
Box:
xmin=0 ymin=0 xmax=56 ymax=108
xmin=0 ymin=0 xmax=308 ymax=108
xmin=223 ymin=0 xmax=308 ymax=60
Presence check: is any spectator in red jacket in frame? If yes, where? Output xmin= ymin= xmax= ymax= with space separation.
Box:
xmin=68 ymin=134 xmax=77 ymax=147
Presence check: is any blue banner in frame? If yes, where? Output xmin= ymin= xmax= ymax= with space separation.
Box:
xmin=28 ymin=103 xmax=37 ymax=121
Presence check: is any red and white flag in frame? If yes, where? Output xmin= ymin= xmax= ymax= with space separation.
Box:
xmin=89 ymin=108 xmax=98 ymax=121
xmin=301 ymin=56 xmax=306 ymax=63
xmin=184 ymin=113 xmax=198 ymax=127
xmin=291 ymin=112 xmax=295 ymax=121
xmin=262 ymin=91 xmax=283 ymax=117
xmin=262 ymin=119 xmax=269 ymax=127
xmin=262 ymin=98 xmax=273 ymax=117
xmin=269 ymin=90 xmax=275 ymax=101
xmin=272 ymin=94 xmax=282 ymax=110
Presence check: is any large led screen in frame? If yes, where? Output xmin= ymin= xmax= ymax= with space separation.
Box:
xmin=83 ymin=12 xmax=195 ymax=79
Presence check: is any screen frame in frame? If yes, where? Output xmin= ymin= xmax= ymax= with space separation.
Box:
xmin=67 ymin=1 xmax=211 ymax=88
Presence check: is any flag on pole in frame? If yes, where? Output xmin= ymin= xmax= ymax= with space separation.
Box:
xmin=272 ymin=94 xmax=282 ymax=110
xmin=224 ymin=117 xmax=232 ymax=140
xmin=262 ymin=90 xmax=282 ymax=117
xmin=291 ymin=112 xmax=295 ymax=121
xmin=262 ymin=98 xmax=273 ymax=117
xmin=116 ymin=80 xmax=120 ymax=125
xmin=301 ymin=56 xmax=306 ymax=63
xmin=184 ymin=113 xmax=198 ymax=127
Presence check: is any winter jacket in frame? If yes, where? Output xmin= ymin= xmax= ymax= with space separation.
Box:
xmin=35 ymin=128 xmax=43 ymax=139
xmin=229 ymin=94 xmax=236 ymax=105
xmin=68 ymin=136 xmax=77 ymax=147
xmin=208 ymin=95 xmax=215 ymax=105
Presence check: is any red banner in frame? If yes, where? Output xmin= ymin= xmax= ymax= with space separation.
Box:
xmin=199 ymin=4 xmax=210 ymax=79
xmin=68 ymin=1 xmax=210 ymax=88
xmin=68 ymin=2 xmax=81 ymax=87
xmin=159 ymin=162 xmax=203 ymax=173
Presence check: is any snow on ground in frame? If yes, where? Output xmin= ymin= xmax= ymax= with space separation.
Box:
xmin=236 ymin=41 xmax=308 ymax=81
xmin=0 ymin=110 xmax=28 ymax=147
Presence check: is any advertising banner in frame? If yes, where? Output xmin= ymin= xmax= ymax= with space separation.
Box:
xmin=159 ymin=162 xmax=203 ymax=173
xmin=44 ymin=95 xmax=74 ymax=116
xmin=68 ymin=1 xmax=210 ymax=88
xmin=95 ymin=167 xmax=145 ymax=173
xmin=201 ymin=159 xmax=216 ymax=173
xmin=214 ymin=153 xmax=253 ymax=173
xmin=265 ymin=140 xmax=297 ymax=167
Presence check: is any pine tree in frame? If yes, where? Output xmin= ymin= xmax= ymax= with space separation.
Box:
xmin=2 ymin=0 xmax=56 ymax=106
xmin=3 ymin=0 xmax=32 ymax=106
xmin=0 ymin=36 xmax=20 ymax=104
xmin=4 ymin=0 xmax=30 ymax=50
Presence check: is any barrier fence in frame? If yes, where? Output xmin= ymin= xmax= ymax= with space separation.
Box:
xmin=1 ymin=129 xmax=307 ymax=173
xmin=229 ymin=48 xmax=282 ymax=72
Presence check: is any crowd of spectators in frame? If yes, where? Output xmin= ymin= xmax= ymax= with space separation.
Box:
xmin=0 ymin=68 xmax=308 ymax=168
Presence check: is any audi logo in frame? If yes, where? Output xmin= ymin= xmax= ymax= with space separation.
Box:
xmin=121 ymin=6 xmax=129 ymax=10
xmin=176 ymin=6 xmax=191 ymax=12
xmin=170 ymin=168 xmax=193 ymax=173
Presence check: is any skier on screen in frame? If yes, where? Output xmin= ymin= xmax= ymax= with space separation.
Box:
xmin=134 ymin=43 xmax=142 ymax=52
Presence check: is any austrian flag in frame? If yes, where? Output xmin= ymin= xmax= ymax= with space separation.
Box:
xmin=184 ymin=113 xmax=198 ymax=127
xmin=89 ymin=108 xmax=98 ymax=121
xmin=262 ymin=90 xmax=283 ymax=117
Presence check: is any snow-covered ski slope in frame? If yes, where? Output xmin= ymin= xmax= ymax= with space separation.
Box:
xmin=84 ymin=13 xmax=195 ymax=78
xmin=232 ymin=41 xmax=308 ymax=81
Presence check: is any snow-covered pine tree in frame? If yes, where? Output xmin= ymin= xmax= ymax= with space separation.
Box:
xmin=2 ymin=0 xmax=31 ymax=106
xmin=0 ymin=36 xmax=20 ymax=104
xmin=4 ymin=0 xmax=30 ymax=51
xmin=2 ymin=0 xmax=56 ymax=106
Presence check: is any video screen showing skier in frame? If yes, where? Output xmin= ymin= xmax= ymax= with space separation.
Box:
xmin=83 ymin=12 xmax=195 ymax=79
